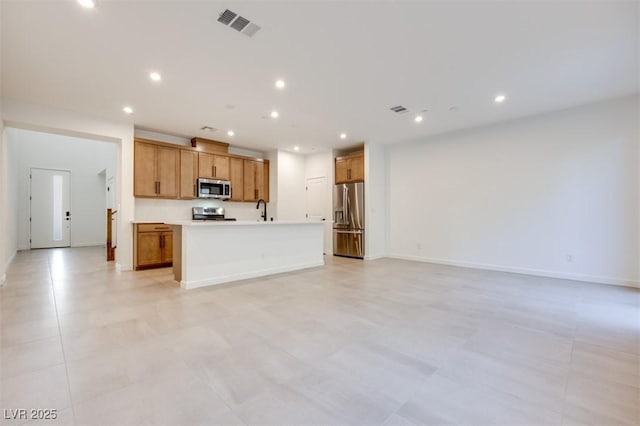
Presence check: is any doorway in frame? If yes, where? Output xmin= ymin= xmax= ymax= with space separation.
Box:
xmin=305 ymin=176 xmax=332 ymax=255
xmin=30 ymin=168 xmax=71 ymax=248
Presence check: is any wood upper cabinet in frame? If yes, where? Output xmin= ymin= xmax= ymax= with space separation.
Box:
xmin=198 ymin=153 xmax=229 ymax=180
xmin=229 ymin=157 xmax=244 ymax=201
xmin=179 ymin=150 xmax=198 ymax=199
xmin=243 ymin=159 xmax=269 ymax=202
xmin=134 ymin=223 xmax=172 ymax=270
xmin=133 ymin=138 xmax=270 ymax=203
xmin=134 ymin=141 xmax=179 ymax=198
xmin=335 ymin=152 xmax=364 ymax=184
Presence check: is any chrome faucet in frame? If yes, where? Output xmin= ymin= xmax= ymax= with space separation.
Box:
xmin=256 ymin=199 xmax=267 ymax=221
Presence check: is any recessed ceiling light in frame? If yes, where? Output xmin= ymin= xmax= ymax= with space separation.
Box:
xmin=123 ymin=106 xmax=133 ymax=114
xmin=270 ymin=110 xmax=279 ymax=119
xmin=275 ymin=79 xmax=286 ymax=89
xmin=414 ymin=115 xmax=423 ymax=123
xmin=227 ymin=130 xmax=235 ymax=137
xmin=77 ymin=0 xmax=96 ymax=8
xmin=293 ymin=146 xmax=300 ymax=151
xmin=340 ymin=133 xmax=347 ymax=140
xmin=149 ymin=72 xmax=162 ymax=82
xmin=494 ymin=94 xmax=506 ymax=103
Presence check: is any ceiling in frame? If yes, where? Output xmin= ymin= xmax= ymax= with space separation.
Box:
xmin=1 ymin=1 xmax=638 ymax=153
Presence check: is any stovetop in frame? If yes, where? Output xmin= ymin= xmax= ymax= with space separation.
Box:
xmin=192 ymin=206 xmax=236 ymax=221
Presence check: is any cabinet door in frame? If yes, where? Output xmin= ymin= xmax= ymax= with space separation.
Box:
xmin=134 ymin=142 xmax=157 ymax=197
xmin=198 ymin=153 xmax=214 ymax=178
xmin=243 ymin=160 xmax=258 ymax=201
xmin=156 ymin=146 xmax=179 ymax=198
xmin=335 ymin=158 xmax=349 ymax=184
xmin=137 ymin=232 xmax=163 ymax=266
xmin=213 ymin=155 xmax=229 ymax=179
xmin=229 ymin=157 xmax=244 ymax=201
xmin=180 ymin=150 xmax=198 ymax=199
xmin=350 ymin=155 xmax=365 ymax=181
xmin=161 ymin=232 xmax=173 ymax=263
xmin=255 ymin=161 xmax=266 ymax=201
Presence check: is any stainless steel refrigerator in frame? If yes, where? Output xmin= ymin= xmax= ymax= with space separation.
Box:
xmin=333 ymin=182 xmax=364 ymax=258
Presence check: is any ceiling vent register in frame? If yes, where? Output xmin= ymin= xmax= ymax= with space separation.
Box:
xmin=217 ymin=9 xmax=261 ymax=37
xmin=390 ymin=105 xmax=409 ymax=114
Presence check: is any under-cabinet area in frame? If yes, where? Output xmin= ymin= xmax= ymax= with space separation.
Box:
xmin=133 ymin=223 xmax=173 ymax=270
xmin=133 ymin=137 xmax=269 ymax=202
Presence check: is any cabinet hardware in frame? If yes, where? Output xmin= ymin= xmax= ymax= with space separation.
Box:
xmin=214 ymin=166 xmax=217 ymax=176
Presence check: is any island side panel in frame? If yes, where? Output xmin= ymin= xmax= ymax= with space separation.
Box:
xmin=172 ymin=225 xmax=182 ymax=282
xmin=179 ymin=223 xmax=324 ymax=289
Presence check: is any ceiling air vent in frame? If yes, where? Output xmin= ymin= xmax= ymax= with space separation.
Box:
xmin=390 ymin=105 xmax=409 ymax=114
xmin=217 ymin=9 xmax=262 ymax=37
xmin=217 ymin=9 xmax=237 ymax=25
xmin=230 ymin=15 xmax=250 ymax=32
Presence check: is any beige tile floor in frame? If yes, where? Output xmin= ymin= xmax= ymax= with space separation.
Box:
xmin=0 ymin=246 xmax=638 ymax=426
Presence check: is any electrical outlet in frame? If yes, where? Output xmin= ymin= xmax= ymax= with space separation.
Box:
xmin=566 ymin=254 xmax=575 ymax=263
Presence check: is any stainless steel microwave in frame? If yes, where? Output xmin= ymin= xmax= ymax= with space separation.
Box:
xmin=197 ymin=178 xmax=231 ymax=200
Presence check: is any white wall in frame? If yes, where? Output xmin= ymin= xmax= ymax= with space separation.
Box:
xmin=387 ymin=95 xmax=640 ymax=287
xmin=305 ymin=150 xmax=334 ymax=254
xmin=364 ymin=143 xmax=388 ymax=260
xmin=7 ymin=128 xmax=117 ymax=249
xmin=135 ymin=198 xmax=266 ymax=222
xmin=0 ymin=102 xmax=10 ymax=283
xmin=2 ymin=99 xmax=135 ymax=270
xmin=276 ymin=151 xmax=306 ymax=221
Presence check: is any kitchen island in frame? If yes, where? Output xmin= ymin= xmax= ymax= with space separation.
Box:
xmin=167 ymin=220 xmax=325 ymax=289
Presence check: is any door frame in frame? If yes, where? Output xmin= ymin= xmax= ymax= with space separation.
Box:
xmin=29 ymin=167 xmax=72 ymax=249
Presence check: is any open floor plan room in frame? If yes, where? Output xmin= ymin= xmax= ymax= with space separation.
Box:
xmin=1 ymin=247 xmax=638 ymax=425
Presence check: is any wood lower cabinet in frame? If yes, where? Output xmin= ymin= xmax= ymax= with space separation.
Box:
xmin=179 ymin=150 xmax=198 ymax=199
xmin=243 ymin=159 xmax=269 ymax=202
xmin=134 ymin=223 xmax=173 ymax=270
xmin=229 ymin=157 xmax=244 ymax=201
xmin=198 ymin=153 xmax=229 ymax=180
xmin=335 ymin=152 xmax=364 ymax=184
xmin=134 ymin=141 xmax=179 ymax=198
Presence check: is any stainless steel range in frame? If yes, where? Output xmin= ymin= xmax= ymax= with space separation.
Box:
xmin=192 ymin=207 xmax=237 ymax=221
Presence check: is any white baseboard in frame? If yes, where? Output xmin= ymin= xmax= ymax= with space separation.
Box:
xmin=0 ymin=251 xmax=17 ymax=286
xmin=116 ymin=263 xmax=133 ymax=272
xmin=387 ymin=253 xmax=640 ymax=289
xmin=364 ymin=254 xmax=385 ymax=261
xmin=71 ymin=243 xmax=105 ymax=248
xmin=181 ymin=260 xmax=325 ymax=290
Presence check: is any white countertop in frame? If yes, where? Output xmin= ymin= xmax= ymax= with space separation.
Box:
xmin=167 ymin=220 xmax=325 ymax=226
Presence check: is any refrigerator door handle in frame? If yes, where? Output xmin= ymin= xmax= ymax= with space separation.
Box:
xmin=344 ymin=186 xmax=349 ymax=224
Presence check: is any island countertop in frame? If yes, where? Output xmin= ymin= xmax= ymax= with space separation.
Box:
xmin=166 ymin=220 xmax=324 ymax=227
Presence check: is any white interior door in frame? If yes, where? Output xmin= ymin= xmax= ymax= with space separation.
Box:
xmin=30 ymin=168 xmax=71 ymax=248
xmin=306 ymin=176 xmax=332 ymax=254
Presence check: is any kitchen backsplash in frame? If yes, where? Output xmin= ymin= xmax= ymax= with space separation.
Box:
xmin=135 ymin=198 xmax=267 ymax=222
